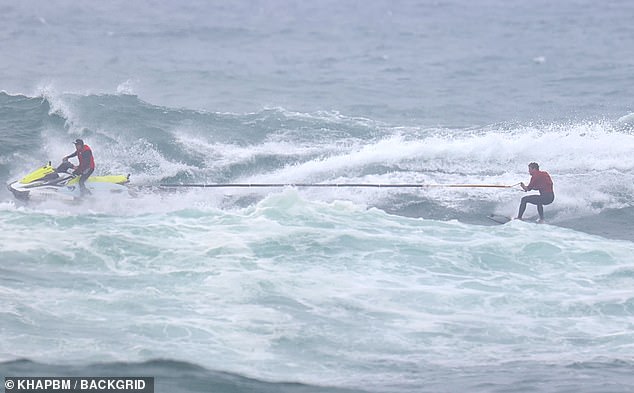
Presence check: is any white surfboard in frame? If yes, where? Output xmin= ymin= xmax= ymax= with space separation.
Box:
xmin=487 ymin=214 xmax=513 ymax=224
xmin=487 ymin=214 xmax=540 ymax=224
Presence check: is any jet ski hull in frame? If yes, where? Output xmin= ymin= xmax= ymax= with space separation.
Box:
xmin=8 ymin=180 xmax=129 ymax=202
xmin=7 ymin=163 xmax=130 ymax=202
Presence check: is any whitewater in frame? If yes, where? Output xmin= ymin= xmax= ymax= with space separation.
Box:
xmin=1 ymin=1 xmax=634 ymax=392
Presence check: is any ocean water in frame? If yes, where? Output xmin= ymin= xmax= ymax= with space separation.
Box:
xmin=1 ymin=1 xmax=634 ymax=392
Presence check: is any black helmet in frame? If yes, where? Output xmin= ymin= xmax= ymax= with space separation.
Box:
xmin=73 ymin=139 xmax=84 ymax=145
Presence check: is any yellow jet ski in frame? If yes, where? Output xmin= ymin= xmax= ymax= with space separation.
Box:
xmin=7 ymin=162 xmax=130 ymax=201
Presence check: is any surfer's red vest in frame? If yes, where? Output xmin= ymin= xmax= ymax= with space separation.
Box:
xmin=527 ymin=170 xmax=553 ymax=194
xmin=77 ymin=144 xmax=96 ymax=171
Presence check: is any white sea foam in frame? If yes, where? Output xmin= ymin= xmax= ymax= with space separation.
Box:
xmin=1 ymin=191 xmax=633 ymax=387
xmin=116 ymin=80 xmax=138 ymax=95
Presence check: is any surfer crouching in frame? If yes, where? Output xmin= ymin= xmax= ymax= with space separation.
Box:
xmin=516 ymin=162 xmax=554 ymax=223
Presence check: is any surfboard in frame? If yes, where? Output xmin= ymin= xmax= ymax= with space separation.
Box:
xmin=487 ymin=214 xmax=513 ymax=224
xmin=487 ymin=214 xmax=541 ymax=224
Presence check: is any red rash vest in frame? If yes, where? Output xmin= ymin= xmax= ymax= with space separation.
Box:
xmin=527 ymin=170 xmax=553 ymax=194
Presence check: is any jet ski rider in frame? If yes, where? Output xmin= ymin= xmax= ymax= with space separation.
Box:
xmin=63 ymin=139 xmax=95 ymax=195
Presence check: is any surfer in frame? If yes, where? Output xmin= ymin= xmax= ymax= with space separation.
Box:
xmin=63 ymin=139 xmax=95 ymax=195
xmin=516 ymin=162 xmax=554 ymax=223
